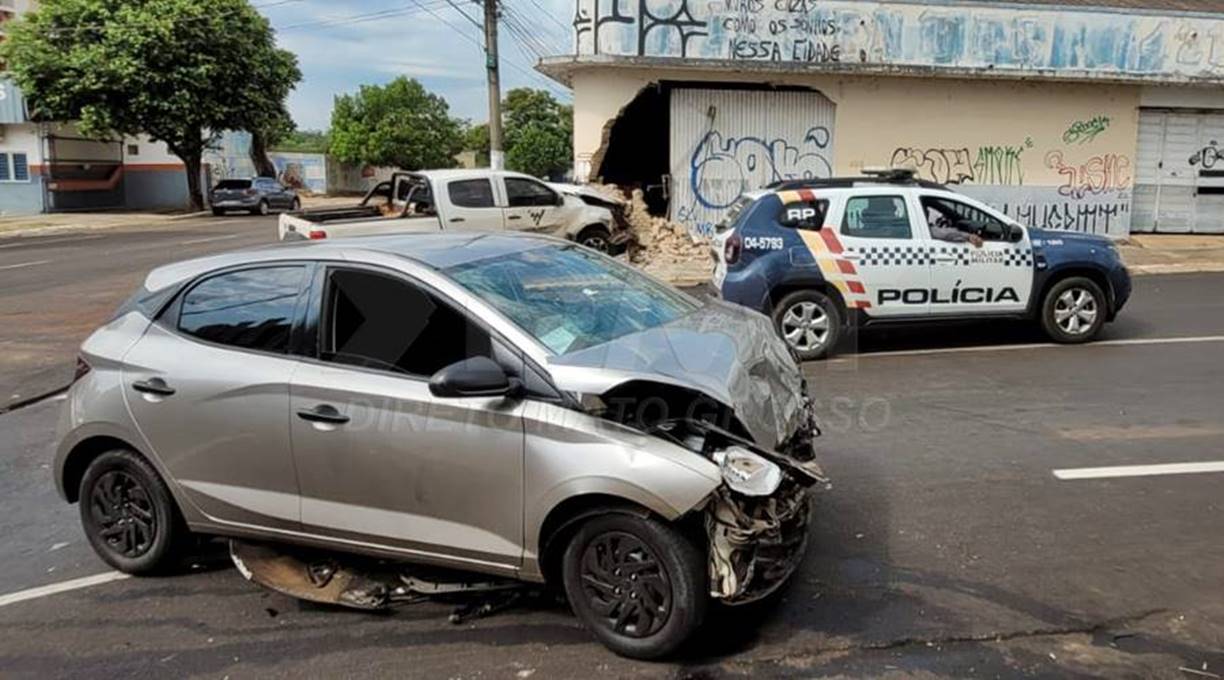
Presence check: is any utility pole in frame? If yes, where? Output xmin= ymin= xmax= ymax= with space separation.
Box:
xmin=483 ymin=0 xmax=504 ymax=170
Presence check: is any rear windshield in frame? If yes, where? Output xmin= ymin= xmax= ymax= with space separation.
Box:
xmin=446 ymin=245 xmax=699 ymax=355
xmin=216 ymin=180 xmax=252 ymax=190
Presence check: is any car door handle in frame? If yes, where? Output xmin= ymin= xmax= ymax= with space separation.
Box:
xmin=450 ymin=217 xmax=466 ymax=223
xmin=508 ymin=215 xmax=522 ymax=220
xmin=934 ymin=256 xmax=957 ymax=263
xmin=132 ymin=378 xmax=176 ymax=397
xmin=296 ymin=405 xmax=350 ymax=425
xmin=843 ymin=252 xmax=861 ymax=261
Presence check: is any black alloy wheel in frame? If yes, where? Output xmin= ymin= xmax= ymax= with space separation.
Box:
xmin=578 ymin=531 xmax=673 ymax=638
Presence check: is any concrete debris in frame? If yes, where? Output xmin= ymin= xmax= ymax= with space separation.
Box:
xmin=596 ymin=186 xmax=713 ymax=286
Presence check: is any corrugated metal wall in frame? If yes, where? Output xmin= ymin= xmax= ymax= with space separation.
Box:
xmin=1133 ymin=110 xmax=1224 ymax=234
xmin=669 ymin=89 xmax=836 ymax=236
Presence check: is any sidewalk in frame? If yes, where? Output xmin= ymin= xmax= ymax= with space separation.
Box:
xmin=0 ymin=210 xmax=210 ymax=238
xmin=1118 ymin=234 xmax=1224 ymax=275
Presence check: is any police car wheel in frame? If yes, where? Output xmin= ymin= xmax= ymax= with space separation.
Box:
xmin=1041 ymin=277 xmax=1106 ymax=344
xmin=773 ymin=290 xmax=841 ymax=361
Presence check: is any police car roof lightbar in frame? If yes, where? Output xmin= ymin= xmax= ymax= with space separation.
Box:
xmin=767 ymin=168 xmax=947 ymax=192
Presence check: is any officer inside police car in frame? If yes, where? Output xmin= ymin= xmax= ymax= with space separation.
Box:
xmin=925 ymin=205 xmax=985 ymax=248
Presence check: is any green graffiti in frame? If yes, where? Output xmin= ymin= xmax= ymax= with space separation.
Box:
xmin=974 ymin=145 xmax=1026 ymax=185
xmin=1063 ymin=116 xmax=1111 ymax=145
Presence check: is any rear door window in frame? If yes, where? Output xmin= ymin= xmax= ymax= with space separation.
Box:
xmin=216 ymin=180 xmax=252 ymax=190
xmin=448 ymin=179 xmax=496 ymax=208
xmin=321 ymin=268 xmax=492 ymax=377
xmin=841 ymin=196 xmax=912 ymax=239
xmin=178 ymin=266 xmax=306 ymax=353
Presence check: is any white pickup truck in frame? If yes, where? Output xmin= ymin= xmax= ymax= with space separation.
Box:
xmin=278 ymin=169 xmax=630 ymax=253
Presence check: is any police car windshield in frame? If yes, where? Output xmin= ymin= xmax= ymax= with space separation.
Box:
xmin=446 ymin=244 xmax=700 ymax=355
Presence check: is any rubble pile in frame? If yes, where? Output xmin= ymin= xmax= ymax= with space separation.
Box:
xmin=618 ymin=188 xmax=714 ymax=286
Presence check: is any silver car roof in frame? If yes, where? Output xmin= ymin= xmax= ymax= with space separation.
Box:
xmin=144 ymin=232 xmax=564 ymax=291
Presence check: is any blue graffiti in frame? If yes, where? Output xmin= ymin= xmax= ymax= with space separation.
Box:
xmin=690 ymin=126 xmax=833 ymax=210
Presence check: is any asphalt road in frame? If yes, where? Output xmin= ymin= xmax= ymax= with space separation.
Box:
xmin=0 ymin=216 xmax=276 ymax=410
xmin=0 ymin=232 xmax=1221 ymax=679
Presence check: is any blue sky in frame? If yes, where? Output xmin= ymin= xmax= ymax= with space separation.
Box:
xmin=259 ymin=0 xmax=574 ymax=131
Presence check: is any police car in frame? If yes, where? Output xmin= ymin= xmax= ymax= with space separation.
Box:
xmin=712 ymin=169 xmax=1132 ymax=360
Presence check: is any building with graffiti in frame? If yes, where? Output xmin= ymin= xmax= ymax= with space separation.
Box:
xmin=540 ymin=0 xmax=1224 ymax=236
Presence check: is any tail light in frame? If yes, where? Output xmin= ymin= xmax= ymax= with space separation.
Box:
xmin=724 ymin=233 xmax=742 ymax=266
xmin=308 ymin=229 xmax=328 ymax=240
xmin=72 ymin=355 xmax=92 ymax=384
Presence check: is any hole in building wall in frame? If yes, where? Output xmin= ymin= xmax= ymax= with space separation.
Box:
xmin=591 ymin=81 xmax=830 ymax=220
xmin=592 ymin=83 xmax=670 ymax=217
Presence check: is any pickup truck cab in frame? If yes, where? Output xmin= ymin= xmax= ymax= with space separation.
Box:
xmin=279 ymin=169 xmax=629 ymax=253
xmin=712 ymin=170 xmax=1132 ymax=360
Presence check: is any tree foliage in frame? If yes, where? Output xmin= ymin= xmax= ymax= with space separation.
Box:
xmin=329 ymin=77 xmax=464 ymax=171
xmin=1 ymin=0 xmax=301 ymax=210
xmin=272 ymin=129 xmax=331 ymax=154
xmin=504 ymin=88 xmax=572 ymax=179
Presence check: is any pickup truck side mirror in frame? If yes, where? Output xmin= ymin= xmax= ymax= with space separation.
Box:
xmin=429 ymin=356 xmax=521 ymax=399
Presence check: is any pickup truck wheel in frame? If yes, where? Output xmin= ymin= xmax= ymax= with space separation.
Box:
xmin=562 ymin=513 xmax=706 ymax=659
xmin=773 ymin=290 xmax=841 ymax=361
xmin=79 ymin=449 xmax=188 ymax=575
xmin=254 ymin=200 xmax=269 ymax=216
xmin=1041 ymin=276 xmax=1106 ymax=343
xmin=211 ymin=208 xmax=224 ymax=217
xmin=577 ymin=225 xmax=612 ymax=253
xmin=290 ymin=197 xmax=301 ymax=212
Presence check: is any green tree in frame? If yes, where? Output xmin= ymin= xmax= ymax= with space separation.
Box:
xmin=272 ymin=129 xmax=331 ymax=154
xmin=1 ymin=0 xmax=301 ymax=210
xmin=503 ymin=88 xmax=572 ymax=179
xmin=329 ymin=77 xmax=463 ymax=171
xmin=462 ymin=123 xmax=490 ymax=167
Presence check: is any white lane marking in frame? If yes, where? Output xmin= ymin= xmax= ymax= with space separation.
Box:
xmin=179 ymin=233 xmax=242 ymax=245
xmin=0 ymin=571 xmax=130 ymax=609
xmin=1053 ymin=461 xmax=1224 ymax=481
xmin=0 ymin=259 xmax=52 ymax=272
xmin=0 ymin=234 xmax=104 ymax=250
xmin=833 ymin=335 xmax=1224 ymax=361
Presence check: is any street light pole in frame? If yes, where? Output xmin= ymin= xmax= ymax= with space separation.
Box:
xmin=483 ymin=0 xmax=504 ymax=170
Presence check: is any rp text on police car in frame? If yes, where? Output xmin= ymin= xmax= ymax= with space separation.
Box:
xmin=711 ymin=170 xmax=1132 ymax=360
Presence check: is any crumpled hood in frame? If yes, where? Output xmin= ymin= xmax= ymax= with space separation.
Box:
xmin=547 ymin=299 xmax=807 ymax=450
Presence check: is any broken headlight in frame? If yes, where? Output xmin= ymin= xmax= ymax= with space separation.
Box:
xmin=712 ymin=446 xmax=782 ymax=497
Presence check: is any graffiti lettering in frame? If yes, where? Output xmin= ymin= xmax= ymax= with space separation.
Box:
xmin=1044 ymin=151 xmax=1132 ymax=199
xmin=1062 ymin=115 xmax=1111 ymax=145
xmin=974 ymin=145 xmax=1026 ymax=185
xmin=1189 ymin=140 xmax=1221 ymax=169
xmin=574 ymin=0 xmax=1224 ymax=79
xmin=690 ymin=126 xmax=833 ymax=210
xmin=1000 ymin=201 xmax=1129 ymax=235
xmin=891 ymin=147 xmax=975 ymax=184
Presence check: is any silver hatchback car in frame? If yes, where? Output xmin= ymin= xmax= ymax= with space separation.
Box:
xmin=55 ymin=232 xmax=824 ymax=658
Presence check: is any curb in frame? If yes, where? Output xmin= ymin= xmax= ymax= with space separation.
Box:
xmin=1128 ymin=263 xmax=1224 ymax=275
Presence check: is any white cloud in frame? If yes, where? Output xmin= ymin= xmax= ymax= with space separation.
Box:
xmin=262 ymin=0 xmax=573 ymax=130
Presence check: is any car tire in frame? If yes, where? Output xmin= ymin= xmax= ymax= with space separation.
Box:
xmin=1041 ymin=276 xmax=1107 ymax=344
xmin=212 ymin=208 xmax=224 ymax=217
xmin=78 ymin=448 xmax=187 ymax=575
xmin=255 ymin=200 xmax=269 ymax=216
xmin=772 ymin=290 xmax=842 ymax=361
xmin=561 ymin=513 xmax=707 ymax=660
xmin=576 ymin=225 xmax=612 ymax=253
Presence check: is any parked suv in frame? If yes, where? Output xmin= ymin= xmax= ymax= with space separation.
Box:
xmin=55 ymin=232 xmax=824 ymax=659
xmin=210 ymin=177 xmax=300 ymax=216
xmin=712 ymin=170 xmax=1132 ymax=360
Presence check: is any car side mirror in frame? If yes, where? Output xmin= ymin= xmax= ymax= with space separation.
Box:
xmin=429 ymin=356 xmax=520 ymax=398
xmin=1009 ymin=225 xmax=1024 ymax=242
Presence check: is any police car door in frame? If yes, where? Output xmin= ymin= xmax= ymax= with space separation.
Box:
xmin=918 ymin=193 xmax=1033 ymax=315
xmin=828 ymin=191 xmax=931 ymax=317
